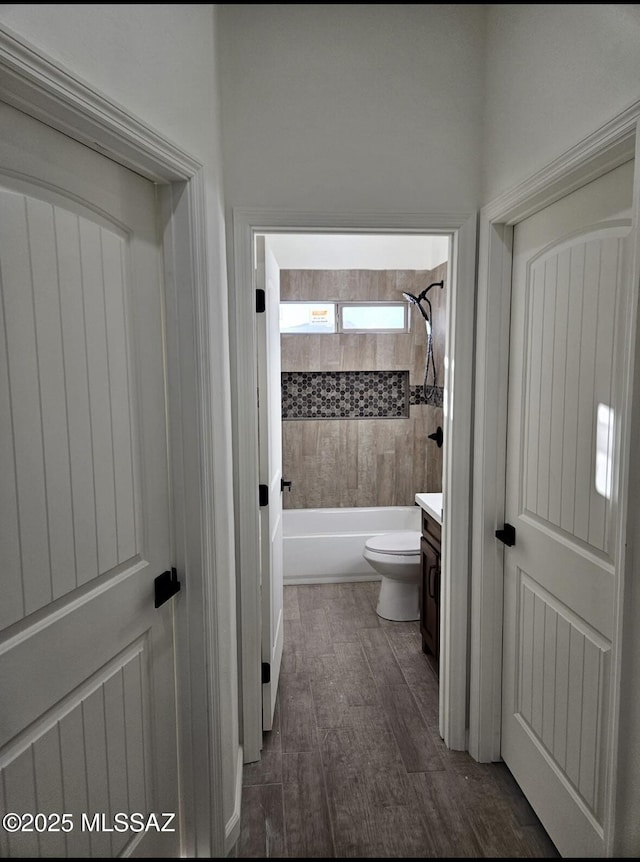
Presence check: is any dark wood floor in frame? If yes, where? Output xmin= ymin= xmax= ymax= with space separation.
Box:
xmin=232 ymin=582 xmax=560 ymax=858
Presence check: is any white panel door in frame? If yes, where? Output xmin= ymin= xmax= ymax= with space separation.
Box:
xmin=0 ymin=101 xmax=180 ymax=857
xmin=256 ymin=237 xmax=284 ymax=731
xmin=502 ymin=160 xmax=633 ymax=857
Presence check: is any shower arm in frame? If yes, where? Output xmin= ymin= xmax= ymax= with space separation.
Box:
xmin=417 ymin=280 xmax=444 ymax=300
xmin=402 ymin=280 xmax=443 ymax=321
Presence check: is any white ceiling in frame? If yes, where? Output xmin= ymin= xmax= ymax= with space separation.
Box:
xmin=263 ymin=233 xmax=449 ymax=271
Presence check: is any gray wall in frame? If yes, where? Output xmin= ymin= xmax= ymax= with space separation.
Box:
xmin=217 ymin=4 xmax=486 ymax=214
xmin=482 ymin=4 xmax=640 ymax=201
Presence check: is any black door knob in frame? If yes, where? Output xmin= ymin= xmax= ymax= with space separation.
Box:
xmin=281 ymin=479 xmax=293 ymax=492
xmin=428 ymin=426 xmax=443 ymax=448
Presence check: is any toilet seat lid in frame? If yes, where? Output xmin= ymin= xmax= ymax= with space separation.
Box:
xmin=365 ymin=531 xmax=421 ymax=555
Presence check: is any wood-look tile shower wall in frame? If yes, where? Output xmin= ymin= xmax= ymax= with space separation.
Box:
xmin=280 ymin=264 xmax=446 ymax=508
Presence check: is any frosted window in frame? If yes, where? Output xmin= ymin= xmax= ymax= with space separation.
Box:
xmin=595 ymin=403 xmax=614 ymax=499
xmin=339 ymin=303 xmax=408 ymax=332
xmin=280 ymin=302 xmax=336 ymax=333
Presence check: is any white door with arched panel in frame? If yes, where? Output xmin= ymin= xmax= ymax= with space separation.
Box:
xmin=0 ymin=101 xmax=181 ymax=857
xmin=501 ymin=161 xmax=633 ymax=857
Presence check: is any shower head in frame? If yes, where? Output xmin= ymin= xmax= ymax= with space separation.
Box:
xmin=402 ymin=290 xmax=430 ymax=321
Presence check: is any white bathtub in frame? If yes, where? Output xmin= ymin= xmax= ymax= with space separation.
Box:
xmin=283 ymin=505 xmax=421 ymax=584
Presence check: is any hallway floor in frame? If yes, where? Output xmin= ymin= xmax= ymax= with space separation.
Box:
xmin=232 ymin=582 xmax=559 ymax=858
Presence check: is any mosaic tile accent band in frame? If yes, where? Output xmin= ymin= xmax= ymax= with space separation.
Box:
xmin=282 ymin=370 xmax=409 ymax=420
xmin=410 ymin=384 xmax=444 ymax=408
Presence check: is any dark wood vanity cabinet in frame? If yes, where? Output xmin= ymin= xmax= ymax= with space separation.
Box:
xmin=420 ymin=510 xmax=441 ymax=672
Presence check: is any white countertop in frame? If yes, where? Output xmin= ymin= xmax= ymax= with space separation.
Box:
xmin=415 ymin=492 xmax=443 ymax=525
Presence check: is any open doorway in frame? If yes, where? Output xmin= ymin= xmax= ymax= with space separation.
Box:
xmin=229 ymin=213 xmax=476 ymax=765
xmin=256 ymin=232 xmax=451 ymax=737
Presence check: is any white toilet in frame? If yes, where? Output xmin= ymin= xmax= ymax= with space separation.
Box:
xmin=362 ymin=530 xmax=422 ymax=621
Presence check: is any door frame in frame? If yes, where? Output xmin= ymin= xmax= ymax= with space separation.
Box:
xmin=0 ymin=25 xmax=228 ymax=857
xmin=471 ymin=99 xmax=640 ymax=853
xmin=230 ymin=209 xmax=477 ymax=763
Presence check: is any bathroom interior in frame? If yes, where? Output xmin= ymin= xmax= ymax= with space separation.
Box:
xmin=267 ymin=231 xmax=449 ymax=668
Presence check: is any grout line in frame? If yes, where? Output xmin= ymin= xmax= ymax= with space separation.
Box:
xmin=279 ymin=777 xmax=288 ymax=860
xmin=307 ymin=631 xmax=338 ymax=858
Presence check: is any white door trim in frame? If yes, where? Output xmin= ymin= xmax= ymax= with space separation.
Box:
xmin=230 ymin=209 xmax=477 ymax=762
xmin=471 ymin=97 xmax=640 ymax=854
xmin=0 ymin=24 xmax=227 ymax=857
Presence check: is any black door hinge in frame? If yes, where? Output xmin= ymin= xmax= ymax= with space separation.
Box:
xmin=256 ymin=288 xmax=266 ymax=313
xmin=261 ymin=662 xmax=271 ymax=684
xmin=155 ymin=567 xmax=181 ymax=608
xmin=259 ymin=484 xmax=269 ymax=507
